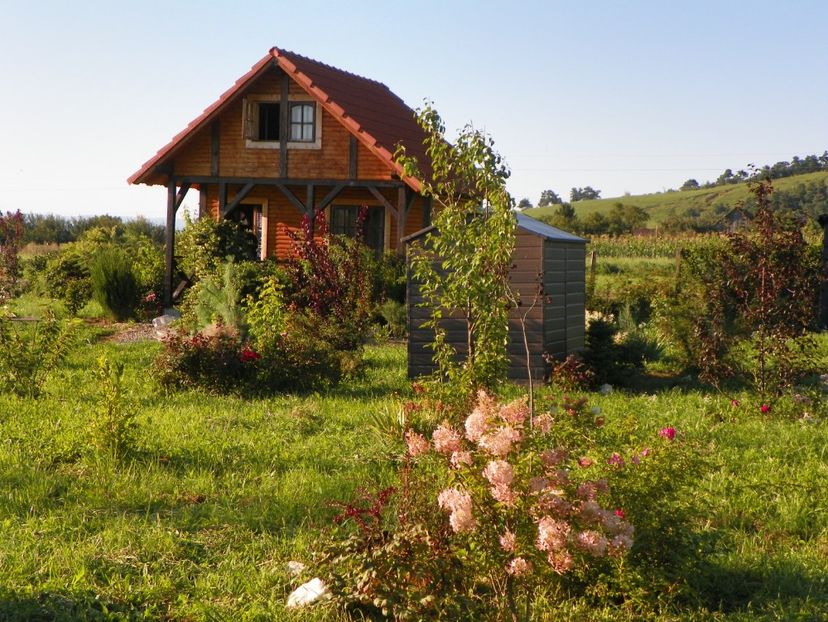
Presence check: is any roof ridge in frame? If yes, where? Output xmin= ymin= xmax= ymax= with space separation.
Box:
xmin=271 ymin=46 xmax=390 ymax=90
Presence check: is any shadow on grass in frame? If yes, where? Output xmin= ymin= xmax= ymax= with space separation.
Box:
xmin=0 ymin=588 xmax=155 ymax=622
xmin=688 ymin=557 xmax=828 ymax=616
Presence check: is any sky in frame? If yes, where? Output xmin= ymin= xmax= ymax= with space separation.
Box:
xmin=1 ymin=0 xmax=826 ymax=220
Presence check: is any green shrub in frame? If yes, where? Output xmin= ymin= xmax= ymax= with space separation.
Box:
xmin=44 ymin=249 xmax=92 ymax=315
xmin=176 ymin=213 xmax=256 ymax=281
xmin=194 ymin=258 xmax=246 ymax=334
xmin=155 ymin=328 xmax=256 ymax=395
xmin=0 ymin=311 xmax=78 ymax=398
xmin=91 ymin=355 xmax=138 ymax=462
xmin=378 ymin=299 xmax=407 ymax=339
xmin=90 ymin=247 xmax=139 ymax=321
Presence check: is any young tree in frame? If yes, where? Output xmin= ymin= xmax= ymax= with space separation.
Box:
xmin=397 ymin=103 xmax=516 ymax=396
xmin=517 ymin=197 xmax=533 ymax=210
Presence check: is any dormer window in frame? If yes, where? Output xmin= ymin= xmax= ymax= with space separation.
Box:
xmin=290 ymin=103 xmax=315 ymax=142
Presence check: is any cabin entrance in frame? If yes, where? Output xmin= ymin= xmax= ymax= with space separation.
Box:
xmin=229 ymin=203 xmax=264 ymax=259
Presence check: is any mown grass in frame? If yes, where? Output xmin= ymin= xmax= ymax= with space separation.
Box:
xmin=1 ymin=324 xmax=827 ymax=620
xmin=525 ymin=170 xmax=828 ymax=226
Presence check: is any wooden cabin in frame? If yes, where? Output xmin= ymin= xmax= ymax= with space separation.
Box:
xmin=405 ymin=213 xmax=587 ymax=382
xmin=129 ymin=47 xmax=433 ymax=306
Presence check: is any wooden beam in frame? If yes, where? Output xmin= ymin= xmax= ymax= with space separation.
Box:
xmin=366 ymin=185 xmax=398 ymax=220
xmin=317 ymin=184 xmax=345 ymax=211
xmin=280 ymin=73 xmax=289 ymax=177
xmin=274 ymin=183 xmax=307 ymax=214
xmin=174 ymin=182 xmax=191 ymax=210
xmin=348 ymin=135 xmax=358 ymax=179
xmin=163 ymin=178 xmax=177 ymax=308
xmin=210 ymin=121 xmax=220 ymax=176
xmin=221 ymin=182 xmax=256 ymax=218
xmin=177 ymin=175 xmax=404 ymax=188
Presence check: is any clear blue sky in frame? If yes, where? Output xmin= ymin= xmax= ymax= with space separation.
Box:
xmin=1 ymin=0 xmax=826 ymax=219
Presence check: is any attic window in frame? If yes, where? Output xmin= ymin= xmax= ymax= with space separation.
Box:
xmin=257 ymin=103 xmax=280 ymax=141
xmin=289 ymin=103 xmax=315 ymax=142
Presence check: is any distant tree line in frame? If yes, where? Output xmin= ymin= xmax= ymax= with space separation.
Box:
xmin=537 ymin=201 xmax=648 ymax=236
xmin=662 ymin=179 xmax=828 ymax=233
xmin=680 ymin=150 xmax=828 ymax=192
xmin=20 ymin=213 xmax=165 ymax=246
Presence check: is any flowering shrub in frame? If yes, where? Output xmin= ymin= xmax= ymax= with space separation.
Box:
xmin=154 ymin=328 xmax=257 ymax=394
xmin=546 ymin=353 xmax=595 ymax=392
xmin=319 ymin=391 xmax=640 ymax=619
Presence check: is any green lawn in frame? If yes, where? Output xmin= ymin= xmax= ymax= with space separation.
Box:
xmin=1 ymin=327 xmax=828 ymax=620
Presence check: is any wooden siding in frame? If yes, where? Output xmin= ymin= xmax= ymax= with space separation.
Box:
xmin=170 ymin=65 xmax=395 ymax=182
xmin=543 ymin=241 xmax=585 ymax=359
xmin=406 ymin=227 xmax=585 ymax=383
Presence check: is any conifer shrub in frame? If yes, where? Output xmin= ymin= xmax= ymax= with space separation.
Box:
xmin=90 ymin=247 xmax=139 ymax=321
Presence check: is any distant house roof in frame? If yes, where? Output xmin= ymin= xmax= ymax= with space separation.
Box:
xmin=128 ymin=47 xmax=430 ymax=190
xmin=402 ymin=212 xmax=587 ymax=244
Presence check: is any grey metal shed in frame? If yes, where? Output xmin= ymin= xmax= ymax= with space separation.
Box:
xmin=405 ymin=212 xmax=587 ymax=382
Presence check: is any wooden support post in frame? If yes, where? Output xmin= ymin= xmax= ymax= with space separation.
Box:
xmin=318 ymin=184 xmax=345 ymax=211
xmin=395 ymin=186 xmax=408 ymax=254
xmin=366 ymin=185 xmax=398 ymax=220
xmin=218 ymin=182 xmax=227 ymax=216
xmin=280 ymin=73 xmax=289 ymax=178
xmin=306 ymin=184 xmax=316 ymax=234
xmin=164 ymin=178 xmax=177 ymax=308
xmin=274 ymin=183 xmax=307 ymax=214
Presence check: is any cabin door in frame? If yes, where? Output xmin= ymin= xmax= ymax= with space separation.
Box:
xmin=233 ymin=203 xmax=264 ymax=259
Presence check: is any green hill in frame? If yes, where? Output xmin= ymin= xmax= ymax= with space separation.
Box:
xmin=524 ymin=170 xmax=828 ymax=226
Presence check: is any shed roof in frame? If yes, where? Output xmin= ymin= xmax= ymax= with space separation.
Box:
xmin=128 ymin=47 xmax=429 ymax=190
xmin=402 ymin=212 xmax=586 ymax=244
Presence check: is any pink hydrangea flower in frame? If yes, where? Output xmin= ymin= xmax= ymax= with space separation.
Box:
xmin=483 ymin=459 xmax=514 ymax=487
xmin=534 ymin=413 xmax=553 ymax=433
xmin=731 ymin=399 xmax=740 ymax=407
xmin=547 ymin=550 xmax=574 ymax=574
xmin=478 ymin=425 xmax=521 ymax=457
xmin=490 ymin=484 xmax=517 ymax=506
xmin=528 ymin=476 xmax=550 ymax=493
xmin=464 ymin=408 xmax=488 ymax=442
xmin=437 ymin=487 xmax=476 ymax=533
xmin=450 ymin=450 xmax=473 ymax=469
xmin=499 ymin=529 xmax=517 ymax=553
xmin=499 ymin=397 xmax=529 ymax=426
xmin=405 ymin=430 xmax=429 ymax=457
xmin=575 ymin=530 xmax=608 ymax=557
xmin=658 ymin=426 xmax=676 ymax=441
xmin=577 ymin=481 xmax=597 ymax=501
xmin=432 ymin=423 xmax=462 ymax=454
xmin=506 ymin=557 xmax=532 ymax=576
xmin=536 ymin=516 xmax=570 ymax=552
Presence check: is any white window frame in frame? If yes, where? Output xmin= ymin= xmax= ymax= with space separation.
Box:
xmin=242 ymin=94 xmax=322 ymax=150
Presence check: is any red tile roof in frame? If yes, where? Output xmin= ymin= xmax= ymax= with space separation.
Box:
xmin=128 ymin=47 xmax=429 ymax=191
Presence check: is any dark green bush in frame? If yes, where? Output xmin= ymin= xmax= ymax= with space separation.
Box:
xmin=90 ymin=247 xmax=139 ymax=321
xmin=44 ymin=250 xmax=92 ymax=315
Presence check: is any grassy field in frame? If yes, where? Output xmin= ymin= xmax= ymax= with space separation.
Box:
xmin=524 ymin=171 xmax=828 ymax=226
xmin=1 ymin=317 xmax=828 ymax=620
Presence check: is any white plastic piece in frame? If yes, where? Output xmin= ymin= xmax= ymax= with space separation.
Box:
xmin=286 ymin=577 xmax=330 ymax=608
